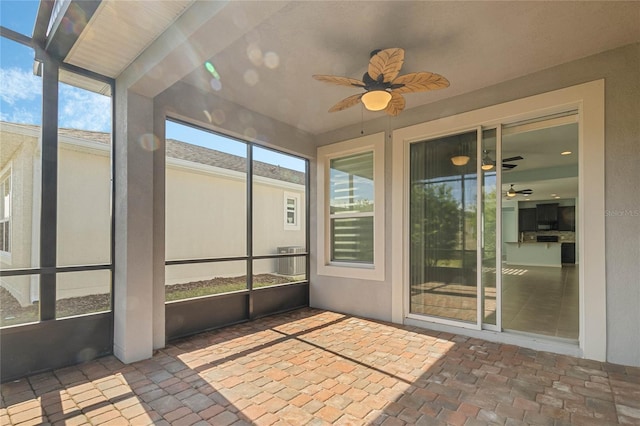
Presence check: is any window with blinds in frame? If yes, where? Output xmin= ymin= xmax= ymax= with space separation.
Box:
xmin=329 ymin=151 xmax=374 ymax=263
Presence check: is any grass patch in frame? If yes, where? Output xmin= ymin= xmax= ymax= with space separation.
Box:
xmin=1 ymin=274 xmax=307 ymax=326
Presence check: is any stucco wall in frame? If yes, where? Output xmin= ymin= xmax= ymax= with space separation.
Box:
xmin=0 ymin=125 xmax=38 ymax=306
xmin=165 ymin=163 xmax=305 ymax=284
xmin=57 ymin=146 xmax=111 ymax=266
xmin=57 ymin=144 xmax=112 ymax=300
xmin=313 ymin=43 xmax=640 ymax=366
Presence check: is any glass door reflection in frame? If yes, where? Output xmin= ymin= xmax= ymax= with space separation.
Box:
xmin=409 ymin=131 xmax=478 ymax=323
xmin=481 ymin=129 xmax=498 ymax=327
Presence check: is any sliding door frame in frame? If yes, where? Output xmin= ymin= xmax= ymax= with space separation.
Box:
xmin=402 ymin=126 xmax=484 ymax=331
xmin=391 ymin=80 xmax=605 ymax=360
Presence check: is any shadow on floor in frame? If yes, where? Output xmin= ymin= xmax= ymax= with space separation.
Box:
xmin=1 ymin=307 xmax=639 ymax=425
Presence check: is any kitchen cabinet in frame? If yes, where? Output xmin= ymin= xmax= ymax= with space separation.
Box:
xmin=536 ymin=203 xmax=559 ymax=229
xmin=562 ymin=243 xmax=576 ymax=264
xmin=519 ymin=208 xmax=537 ymax=232
xmin=558 ymin=206 xmax=576 ymax=231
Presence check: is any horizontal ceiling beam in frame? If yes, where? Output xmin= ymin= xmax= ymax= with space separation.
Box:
xmin=120 ymin=1 xmax=291 ymax=99
xmin=45 ymin=0 xmax=100 ymax=61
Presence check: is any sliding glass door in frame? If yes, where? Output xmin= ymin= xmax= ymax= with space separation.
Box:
xmin=407 ymin=116 xmax=579 ymax=338
xmin=409 ymin=130 xmax=478 ymax=324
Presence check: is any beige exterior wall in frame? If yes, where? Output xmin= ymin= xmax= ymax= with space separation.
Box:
xmin=57 ymin=140 xmax=112 ymax=302
xmin=1 ymin=123 xmax=305 ymax=304
xmin=165 ymin=161 xmax=305 ymax=285
xmin=0 ymin=123 xmax=39 ymax=306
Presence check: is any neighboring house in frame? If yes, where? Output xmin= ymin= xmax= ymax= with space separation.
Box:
xmin=0 ymin=121 xmax=305 ymax=306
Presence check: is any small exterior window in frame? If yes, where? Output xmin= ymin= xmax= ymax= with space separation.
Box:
xmin=329 ymin=152 xmax=374 ymax=263
xmin=317 ymin=132 xmax=385 ymax=281
xmin=284 ymin=192 xmax=300 ymax=230
xmin=0 ymin=171 xmax=11 ymax=253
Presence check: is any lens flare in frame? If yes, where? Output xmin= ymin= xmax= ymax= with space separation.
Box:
xmin=243 ymin=127 xmax=257 ymax=140
xmin=210 ymin=78 xmax=222 ymax=91
xmin=139 ymin=134 xmax=159 ymax=151
xmin=204 ymin=61 xmax=220 ymax=80
xmin=233 ymin=9 xmax=248 ymax=29
xmin=211 ymin=109 xmax=226 ymax=125
xmin=76 ymin=348 xmax=97 ymax=363
xmin=243 ymin=69 xmax=259 ymax=86
xmin=61 ymin=4 xmax=87 ymax=35
xmin=247 ymin=43 xmax=263 ymax=66
xmin=264 ymin=51 xmax=280 ymax=69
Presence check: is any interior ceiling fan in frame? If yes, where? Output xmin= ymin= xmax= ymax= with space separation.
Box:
xmin=482 ymin=150 xmax=524 ymax=170
xmin=312 ymin=48 xmax=449 ymax=116
xmin=505 ymin=184 xmax=533 ymax=198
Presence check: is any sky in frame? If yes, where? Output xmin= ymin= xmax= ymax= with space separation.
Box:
xmin=1 ymin=1 xmax=111 ymax=131
xmin=0 ymin=1 xmax=305 ymax=172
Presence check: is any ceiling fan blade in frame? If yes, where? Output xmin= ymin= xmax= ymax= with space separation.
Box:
xmin=368 ymin=48 xmax=404 ymax=83
xmin=384 ymin=92 xmax=406 ymax=116
xmin=502 ymin=155 xmax=524 ymax=162
xmin=502 ymin=163 xmax=518 ymax=169
xmin=313 ymin=75 xmax=365 ymax=88
xmin=328 ymin=93 xmax=363 ymax=112
xmin=391 ymin=72 xmax=450 ymax=94
xmin=517 ymin=189 xmax=533 ymax=194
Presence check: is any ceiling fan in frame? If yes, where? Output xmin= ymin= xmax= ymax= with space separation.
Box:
xmin=505 ymin=184 xmax=533 ymax=198
xmin=481 ymin=150 xmax=524 ymax=170
xmin=312 ymin=48 xmax=449 ymax=116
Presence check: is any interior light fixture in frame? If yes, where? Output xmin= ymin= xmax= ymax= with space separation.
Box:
xmin=361 ymin=90 xmax=392 ymax=111
xmin=561 ymin=151 xmax=572 ymax=155
xmin=481 ymin=150 xmax=494 ymax=171
xmin=451 ymin=155 xmax=470 ymax=166
xmin=506 ymin=186 xmax=517 ymax=198
xmin=481 ymin=163 xmax=494 ymax=171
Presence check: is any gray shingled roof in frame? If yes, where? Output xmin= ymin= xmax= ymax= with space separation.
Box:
xmin=2 ymin=122 xmax=305 ymax=185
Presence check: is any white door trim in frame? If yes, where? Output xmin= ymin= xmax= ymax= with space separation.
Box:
xmin=391 ymin=80 xmax=605 ymax=361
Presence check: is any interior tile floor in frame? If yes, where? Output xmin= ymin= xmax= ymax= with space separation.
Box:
xmin=2 ymin=308 xmax=639 ymax=426
xmin=502 ymin=264 xmax=578 ymax=340
xmin=411 ymin=264 xmax=578 ymax=340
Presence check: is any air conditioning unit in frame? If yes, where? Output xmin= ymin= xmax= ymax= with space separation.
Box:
xmin=277 ymin=246 xmax=306 ymax=276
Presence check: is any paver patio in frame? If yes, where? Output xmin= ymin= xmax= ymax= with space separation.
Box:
xmin=1 ymin=308 xmax=639 ymax=425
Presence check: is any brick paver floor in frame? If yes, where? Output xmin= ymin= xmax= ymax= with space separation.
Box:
xmin=2 ymin=308 xmax=640 ymax=425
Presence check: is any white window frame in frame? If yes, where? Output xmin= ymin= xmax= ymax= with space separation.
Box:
xmin=283 ymin=191 xmax=300 ymax=230
xmin=317 ymin=132 xmax=385 ymax=281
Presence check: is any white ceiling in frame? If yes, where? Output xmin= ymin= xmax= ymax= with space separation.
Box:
xmin=63 ymin=1 xmax=640 ymax=136
xmin=500 ymin=122 xmax=579 ymax=202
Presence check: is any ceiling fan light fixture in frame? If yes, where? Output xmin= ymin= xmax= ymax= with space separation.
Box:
xmin=361 ymin=90 xmax=392 ymax=111
xmin=506 ymin=185 xmax=517 ymax=198
xmin=481 ymin=150 xmax=494 ymax=171
xmin=481 ymin=162 xmax=494 ymax=171
xmin=451 ymin=155 xmax=470 ymax=166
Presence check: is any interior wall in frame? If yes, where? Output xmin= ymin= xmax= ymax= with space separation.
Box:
xmin=315 ymin=43 xmax=640 ymax=366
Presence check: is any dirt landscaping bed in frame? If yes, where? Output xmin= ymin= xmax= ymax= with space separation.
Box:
xmin=0 ymin=274 xmax=298 ymax=327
